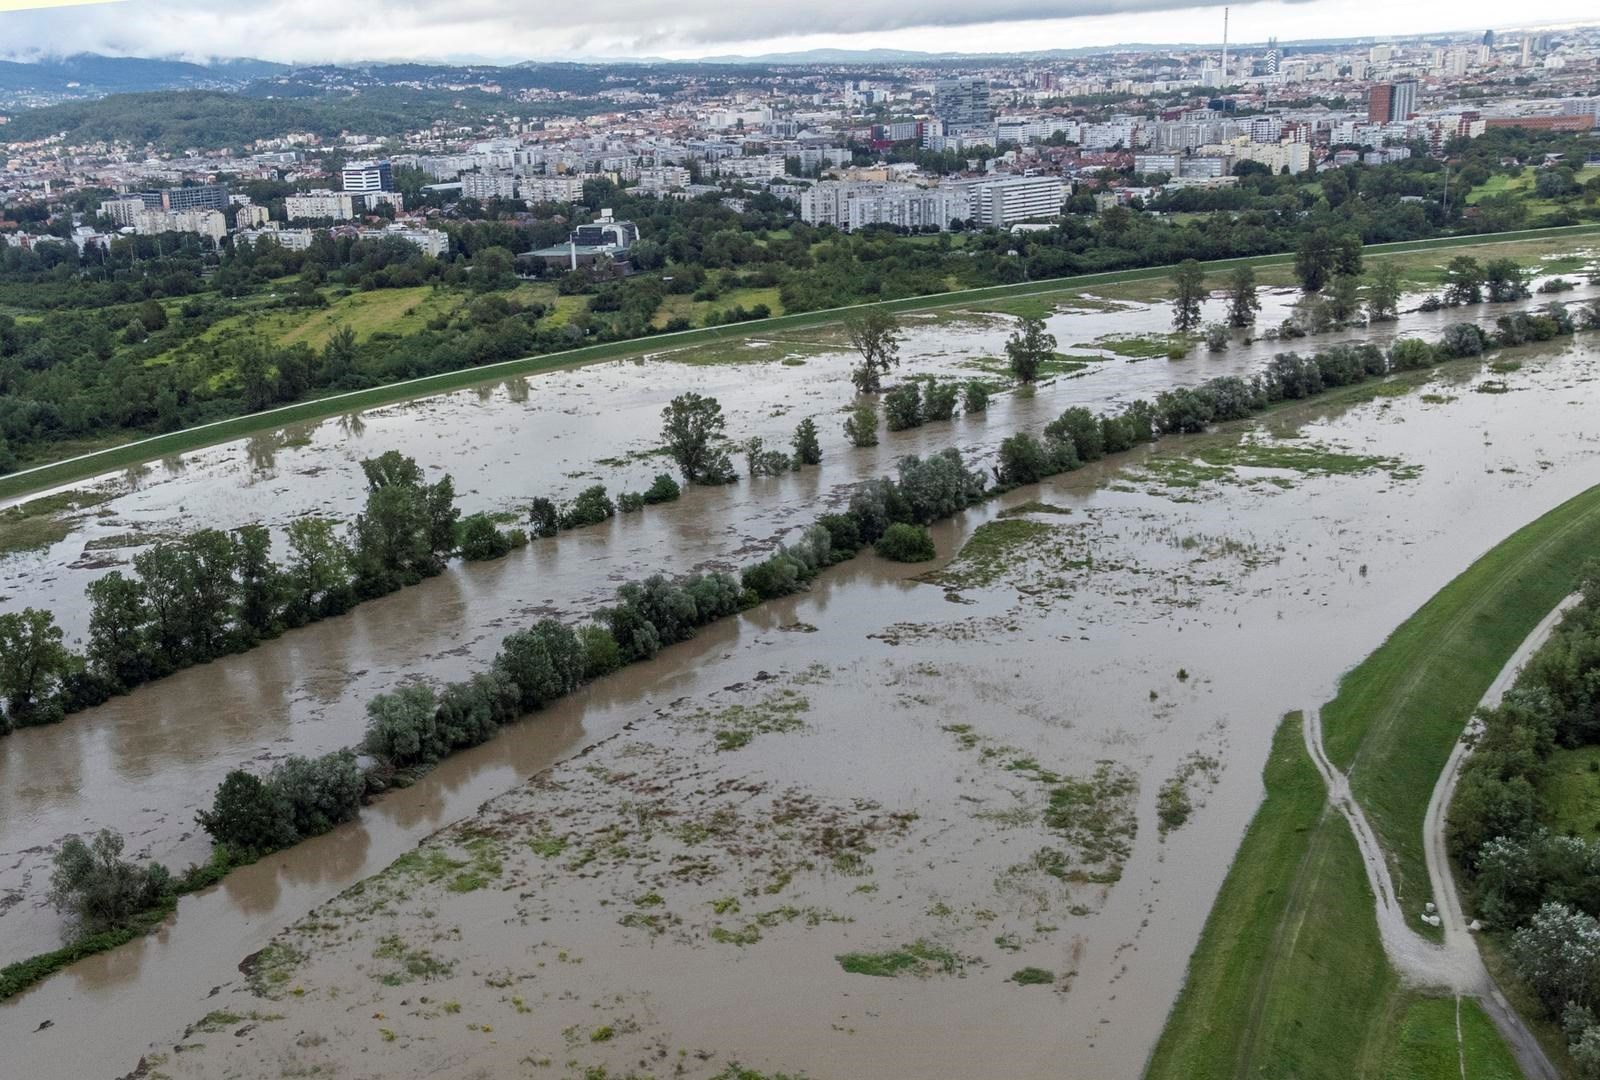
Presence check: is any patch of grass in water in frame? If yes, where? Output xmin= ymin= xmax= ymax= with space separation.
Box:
xmin=0 ymin=486 xmax=117 ymax=558
xmin=997 ymin=500 xmax=1073 ymax=518
xmin=1010 ymin=966 xmax=1056 ymax=986
xmin=527 ymin=830 xmax=567 ymax=859
xmin=923 ymin=518 xmax=1061 ymax=590
xmin=1157 ymin=753 xmax=1223 ymax=838
xmin=371 ymin=936 xmax=454 ymax=984
xmin=1488 ymin=359 xmax=1522 ymax=374
xmin=242 ymin=941 xmax=307 ymax=998
xmin=1075 ymin=332 xmax=1184 ymax=358
xmin=1194 ymin=442 xmax=1419 ymax=480
xmin=687 ymin=689 xmax=810 ymax=751
xmin=1042 ymin=761 xmax=1140 ymax=881
xmin=837 ymin=939 xmax=965 ymax=978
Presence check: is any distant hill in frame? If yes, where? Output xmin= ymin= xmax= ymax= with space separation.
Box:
xmin=0 ymin=54 xmax=288 ymax=96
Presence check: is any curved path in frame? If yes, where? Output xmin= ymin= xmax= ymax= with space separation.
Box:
xmin=1302 ymin=596 xmax=1578 ymax=1080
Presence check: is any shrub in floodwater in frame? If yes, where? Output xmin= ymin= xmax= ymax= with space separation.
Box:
xmin=558 ymin=485 xmax=615 ymax=530
xmin=48 ymin=830 xmax=173 ymax=935
xmin=844 ymin=399 xmax=879 ymax=447
xmin=745 ymin=437 xmax=794 ymax=477
xmin=962 ymin=380 xmax=991 ymax=413
xmin=876 ymin=523 xmax=936 ymax=563
xmin=741 ymin=552 xmax=805 ymax=600
xmin=459 ymin=513 xmax=512 ymax=560
xmin=792 ymin=418 xmax=822 ymax=466
xmin=817 ymin=512 xmax=863 ymax=560
xmin=362 ymin=682 xmax=444 ymax=768
xmin=197 ymin=771 xmax=297 ymax=852
xmin=922 ymin=381 xmax=959 ymax=421
xmin=685 ymin=571 xmax=744 ymax=622
xmin=578 ymin=625 xmax=623 ymax=679
xmin=1389 ymin=338 xmax=1437 ymax=371
xmin=619 ymin=472 xmax=682 ymax=513
xmin=1439 ymin=323 xmax=1489 ymax=359
xmin=995 ymin=432 xmax=1076 ymax=487
xmin=527 ymin=497 xmax=559 ymax=539
xmin=495 ymin=620 xmax=585 ymax=711
xmin=269 ymin=752 xmax=365 ymax=839
xmin=435 ymin=671 xmax=517 ymax=748
xmin=883 ymin=383 xmax=924 ymax=431
xmin=897 ymin=449 xmax=986 ymax=524
xmin=848 ymin=477 xmax=913 ymax=544
xmin=643 ymin=472 xmax=681 ymax=503
xmin=1043 ymin=407 xmax=1104 ymax=463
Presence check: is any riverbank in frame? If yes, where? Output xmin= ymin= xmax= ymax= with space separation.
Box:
xmin=1145 ymin=478 xmax=1600 ymax=1079
xmin=3 ymin=223 xmax=1596 ymax=505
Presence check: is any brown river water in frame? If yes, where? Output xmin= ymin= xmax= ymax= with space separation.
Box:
xmin=0 ymin=267 xmax=1597 ymax=1079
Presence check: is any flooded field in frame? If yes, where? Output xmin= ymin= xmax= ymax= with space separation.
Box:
xmin=1 ymin=264 xmax=1598 ymax=1079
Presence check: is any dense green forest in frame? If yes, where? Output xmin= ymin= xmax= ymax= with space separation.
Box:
xmin=0 ymin=86 xmax=610 ymax=150
xmin=1448 ymin=577 xmax=1600 ymax=1075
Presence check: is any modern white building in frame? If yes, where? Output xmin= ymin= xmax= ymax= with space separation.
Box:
xmin=517 ymin=175 xmax=587 ymax=203
xmin=799 ymin=180 xmax=971 ymax=232
xmin=286 ymin=189 xmax=403 ymax=219
xmin=961 ymin=175 xmax=1066 ymax=227
xmin=846 ymin=184 xmax=971 ymax=232
xmin=341 ymin=161 xmax=393 ymax=193
xmin=461 ymin=171 xmax=517 ymax=200
xmin=285 ymin=190 xmax=359 ymax=221
xmin=124 ymin=208 xmax=228 ymax=240
xmin=636 ymin=166 xmax=691 ymax=193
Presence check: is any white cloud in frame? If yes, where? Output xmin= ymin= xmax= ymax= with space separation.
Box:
xmin=0 ymin=0 xmax=1591 ymax=63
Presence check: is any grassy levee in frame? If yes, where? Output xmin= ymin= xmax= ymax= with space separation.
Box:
xmin=1148 ymin=480 xmax=1600 ymax=1079
xmin=1322 ymin=479 xmax=1600 ymax=913
xmin=3 ymin=223 xmax=1597 ymax=504
xmin=1376 ymin=997 xmax=1524 ymax=1080
xmin=1144 ymin=713 xmax=1400 ymax=1080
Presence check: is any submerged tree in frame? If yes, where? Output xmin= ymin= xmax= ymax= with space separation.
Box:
xmin=0 ymin=607 xmax=71 ymax=729
xmin=843 ymin=399 xmax=879 ymax=447
xmin=1170 ymin=259 xmax=1207 ymax=333
xmin=1005 ymin=315 xmax=1058 ymax=384
xmin=791 ymin=417 xmax=822 ymax=466
xmin=1367 ymin=261 xmax=1402 ymax=322
xmin=844 ymin=307 xmax=902 ymax=393
xmin=1225 ymin=265 xmax=1260 ymax=328
xmin=661 ymin=392 xmax=735 ymax=485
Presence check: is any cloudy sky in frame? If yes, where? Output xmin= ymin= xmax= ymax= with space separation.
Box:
xmin=0 ymin=0 xmax=1592 ymax=62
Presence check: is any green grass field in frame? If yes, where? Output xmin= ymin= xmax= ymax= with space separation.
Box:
xmin=1538 ymin=745 xmax=1600 ymax=841
xmin=1375 ymin=997 xmax=1524 ymax=1080
xmin=4 ymin=223 xmax=1598 ymax=505
xmin=650 ymin=285 xmax=784 ymax=328
xmin=1464 ymin=165 xmax=1600 ymax=219
xmin=1144 ymin=713 xmax=1402 ymax=1080
xmin=1147 ymin=478 xmax=1600 ymax=1079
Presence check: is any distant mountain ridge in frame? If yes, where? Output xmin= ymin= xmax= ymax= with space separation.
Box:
xmin=0 ymin=53 xmax=289 ymax=96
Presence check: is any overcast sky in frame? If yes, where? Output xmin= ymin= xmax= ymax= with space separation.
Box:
xmin=0 ymin=0 xmax=1592 ymax=63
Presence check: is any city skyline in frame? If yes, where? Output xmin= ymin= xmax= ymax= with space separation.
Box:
xmin=0 ymin=0 xmax=1596 ymax=65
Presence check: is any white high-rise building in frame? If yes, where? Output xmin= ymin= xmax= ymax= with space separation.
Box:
xmin=341 ymin=161 xmax=393 ymax=193
xmin=958 ymin=176 xmax=1066 ymax=227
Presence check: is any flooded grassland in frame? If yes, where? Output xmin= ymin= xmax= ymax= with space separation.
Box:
xmin=57 ymin=331 xmax=1600 ymax=1080
xmin=3 ymin=274 xmax=1595 ymax=978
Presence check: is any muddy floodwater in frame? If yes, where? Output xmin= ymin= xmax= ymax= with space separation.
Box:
xmin=1 ymin=268 xmax=1599 ymax=1079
